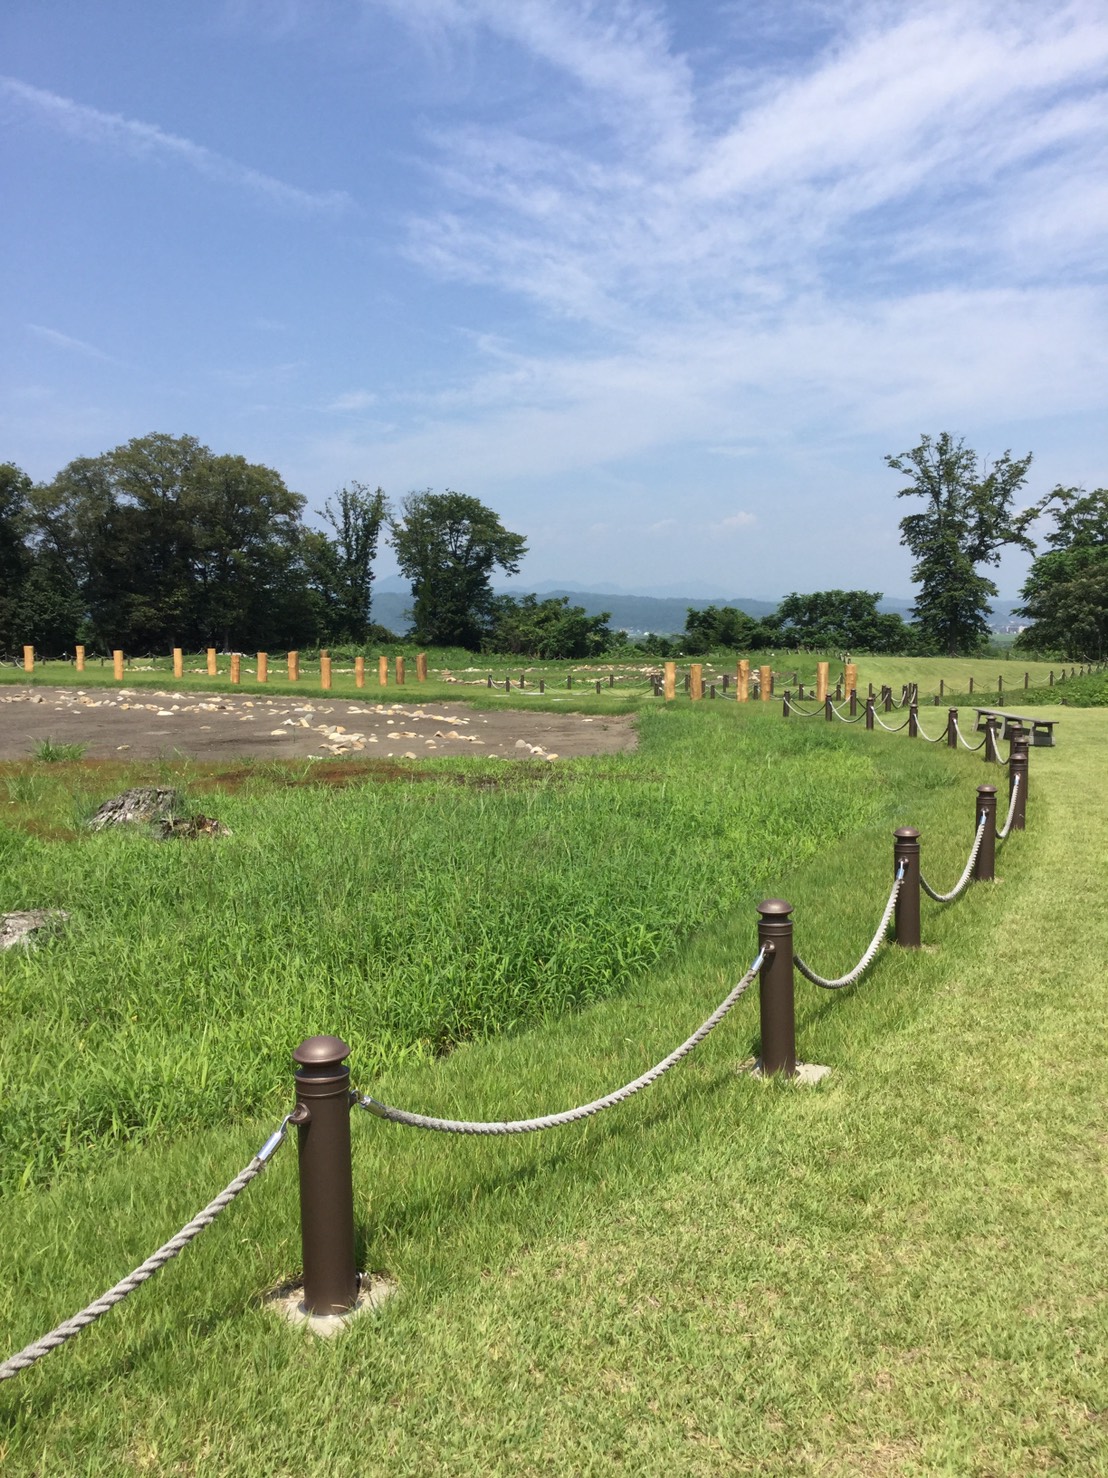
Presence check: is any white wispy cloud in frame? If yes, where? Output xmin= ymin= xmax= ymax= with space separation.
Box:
xmin=349 ymin=0 xmax=1108 ymax=481
xmin=327 ymin=390 xmax=380 ymax=412
xmin=27 ymin=323 xmax=121 ymax=364
xmin=0 ymin=76 xmax=353 ymax=214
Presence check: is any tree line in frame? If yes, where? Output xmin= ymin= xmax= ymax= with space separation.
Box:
xmin=2 ymin=430 xmax=1104 ymax=662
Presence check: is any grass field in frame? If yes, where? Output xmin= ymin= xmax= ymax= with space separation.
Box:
xmin=1 ymin=679 xmax=1105 ymax=1474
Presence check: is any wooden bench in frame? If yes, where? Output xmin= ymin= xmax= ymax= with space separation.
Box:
xmin=974 ymin=708 xmax=1056 ymax=747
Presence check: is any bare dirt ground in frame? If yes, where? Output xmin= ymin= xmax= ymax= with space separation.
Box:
xmin=0 ymin=686 xmax=637 ymax=763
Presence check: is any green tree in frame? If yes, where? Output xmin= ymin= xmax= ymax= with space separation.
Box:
xmin=775 ymin=589 xmax=914 ymax=652
xmin=487 ymin=594 xmax=615 ymax=658
xmin=0 ymin=463 xmax=33 ymax=656
xmin=319 ymin=483 xmax=389 ymax=643
xmin=886 ymin=433 xmax=1051 ymax=656
xmin=682 ymin=605 xmax=780 ymax=653
xmin=1015 ymin=488 xmax=1108 ymax=660
xmin=390 ymin=490 xmax=527 ymax=648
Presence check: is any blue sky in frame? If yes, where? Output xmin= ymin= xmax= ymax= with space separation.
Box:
xmin=3 ymin=0 xmax=1106 ymax=599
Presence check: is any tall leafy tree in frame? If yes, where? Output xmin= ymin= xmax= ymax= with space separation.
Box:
xmin=390 ymin=490 xmax=527 ymax=648
xmin=1015 ymin=488 xmax=1108 ymax=660
xmin=0 ymin=463 xmax=33 ymax=655
xmin=682 ymin=605 xmax=780 ymax=653
xmin=319 ymin=483 xmax=389 ymax=643
xmin=486 ymin=593 xmax=615 ymax=658
xmin=886 ymin=433 xmax=1051 ymax=656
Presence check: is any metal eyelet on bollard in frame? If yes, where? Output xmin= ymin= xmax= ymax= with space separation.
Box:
xmin=893 ymin=829 xmax=921 ymax=948
xmin=974 ymin=785 xmax=998 ymax=881
xmin=292 ymin=1036 xmax=359 ymax=1316
xmin=756 ymin=900 xmax=796 ymax=1077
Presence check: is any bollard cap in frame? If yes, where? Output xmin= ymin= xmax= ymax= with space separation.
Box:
xmin=293 ymin=1035 xmax=351 ymax=1068
xmin=976 ymin=783 xmax=998 ymax=797
xmin=756 ymin=898 xmax=793 ymax=918
xmin=893 ymin=827 xmax=920 ymax=842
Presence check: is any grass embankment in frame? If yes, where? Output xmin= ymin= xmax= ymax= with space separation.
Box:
xmin=1 ymin=708 xmax=880 ymax=1192
xmin=1 ymin=702 xmax=1105 ymax=1474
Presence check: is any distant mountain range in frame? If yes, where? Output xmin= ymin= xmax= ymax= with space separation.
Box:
xmin=371 ymin=578 xmax=1021 ymax=637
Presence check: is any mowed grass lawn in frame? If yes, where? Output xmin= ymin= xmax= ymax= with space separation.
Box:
xmin=0 ymin=696 xmax=1105 ymax=1475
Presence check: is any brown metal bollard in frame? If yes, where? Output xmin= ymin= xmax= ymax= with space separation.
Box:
xmin=756 ymin=901 xmax=796 ymax=1077
xmin=865 ymin=696 xmax=875 ymax=730
xmin=292 ymin=1036 xmax=358 ymax=1315
xmin=908 ymin=702 xmax=918 ymax=738
xmin=947 ymin=707 xmax=958 ymax=749
xmin=893 ymin=828 xmax=921 ymax=948
xmin=1008 ymin=731 xmax=1029 ymax=831
xmin=849 ymin=687 xmax=857 ymax=717
xmin=974 ymin=785 xmax=997 ymax=881
xmin=883 ymin=686 xmax=893 ymax=713
xmin=824 ymin=694 xmax=833 ymax=721
xmin=783 ymin=693 xmax=791 ymax=717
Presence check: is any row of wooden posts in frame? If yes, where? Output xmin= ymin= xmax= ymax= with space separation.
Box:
xmin=654 ymin=659 xmax=855 ymax=702
xmin=20 ymin=646 xmax=429 ymax=690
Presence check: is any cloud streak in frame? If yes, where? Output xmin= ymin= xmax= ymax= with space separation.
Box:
xmin=0 ymin=75 xmax=353 ymax=215
xmin=27 ymin=323 xmax=121 ymax=364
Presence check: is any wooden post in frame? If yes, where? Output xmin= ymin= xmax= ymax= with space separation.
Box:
xmin=378 ymin=656 xmax=388 ymax=686
xmin=75 ymin=645 xmax=85 ymax=672
xmin=968 ymin=675 xmax=974 ymax=694
xmin=939 ymin=677 xmax=944 ymax=697
xmin=207 ymin=648 xmax=217 ymax=677
xmin=320 ymin=655 xmax=332 ymax=690
xmin=288 ymin=651 xmax=299 ymax=681
xmin=738 ymin=659 xmax=749 ymax=702
xmin=22 ymin=645 xmax=33 ymax=673
xmin=663 ymin=661 xmax=676 ymax=701
xmin=355 ymin=656 xmax=365 ymax=688
xmin=230 ymin=653 xmax=241 ymax=685
xmin=815 ymin=661 xmax=829 ymax=702
xmin=257 ymin=652 xmax=268 ymax=683
xmin=173 ymin=647 xmax=183 ymax=678
xmin=690 ymin=664 xmax=703 ymax=700
xmin=759 ymin=665 xmax=772 ymax=701
xmin=844 ymin=662 xmax=857 ymax=699
xmin=416 ymin=652 xmax=428 ymax=682
xmin=395 ymin=656 xmax=405 ymax=685
xmin=113 ymin=649 xmax=124 ymax=681
xmin=1024 ymin=671 xmax=1029 ymax=689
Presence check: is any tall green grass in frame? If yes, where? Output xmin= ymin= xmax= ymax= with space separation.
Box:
xmin=0 ymin=707 xmax=900 ymax=1191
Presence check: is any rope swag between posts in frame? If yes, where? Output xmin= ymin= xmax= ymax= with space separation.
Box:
xmin=0 ymin=737 xmax=1035 ymax=1380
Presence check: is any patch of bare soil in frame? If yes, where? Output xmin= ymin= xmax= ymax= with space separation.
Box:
xmin=0 ymin=687 xmax=638 ymax=764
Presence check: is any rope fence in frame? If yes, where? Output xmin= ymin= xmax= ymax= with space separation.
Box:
xmin=0 ymin=724 xmax=1038 ymax=1382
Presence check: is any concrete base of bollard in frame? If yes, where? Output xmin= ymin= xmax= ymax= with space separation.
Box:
xmin=741 ymin=1059 xmax=832 ymax=1085
xmin=264 ymin=1271 xmax=398 ymax=1337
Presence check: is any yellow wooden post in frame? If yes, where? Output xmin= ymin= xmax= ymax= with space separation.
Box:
xmin=844 ymin=662 xmax=857 ymax=696
xmin=816 ymin=661 xmax=829 ymax=702
xmin=416 ymin=652 xmax=428 ymax=682
xmin=257 ymin=652 xmax=267 ymax=683
xmin=354 ymin=656 xmax=365 ymax=688
xmin=737 ymin=659 xmax=750 ymax=702
xmin=230 ymin=653 xmax=241 ymax=684
xmin=320 ymin=655 xmax=332 ymax=690
xmin=172 ymin=647 xmax=183 ymax=678
xmin=759 ymin=664 xmax=772 ymax=701
xmin=378 ymin=655 xmax=388 ymax=686
xmin=113 ymin=649 xmax=124 ymax=681
xmin=22 ymin=645 xmax=33 ymax=672
xmin=288 ymin=651 xmax=299 ymax=681
xmin=690 ymin=663 xmax=703 ymax=700
xmin=205 ymin=647 xmax=217 ymax=677
xmin=395 ymin=655 xmax=406 ymax=686
xmin=664 ymin=661 xmax=676 ymax=701
xmin=75 ymin=645 xmax=85 ymax=672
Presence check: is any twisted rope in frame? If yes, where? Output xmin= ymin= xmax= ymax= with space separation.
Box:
xmin=921 ymin=814 xmax=988 ymax=902
xmin=873 ymin=714 xmax=911 ymax=732
xmin=0 ymin=1120 xmax=291 ymax=1382
xmin=952 ymin=717 xmax=987 ymax=751
xmin=793 ymin=868 xmax=903 ymax=990
xmin=997 ymin=772 xmax=1022 ymax=840
xmin=785 ymin=700 xmax=824 ymax=718
xmin=829 ymin=702 xmax=866 ymax=723
xmin=358 ymin=951 xmax=766 ymax=1135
